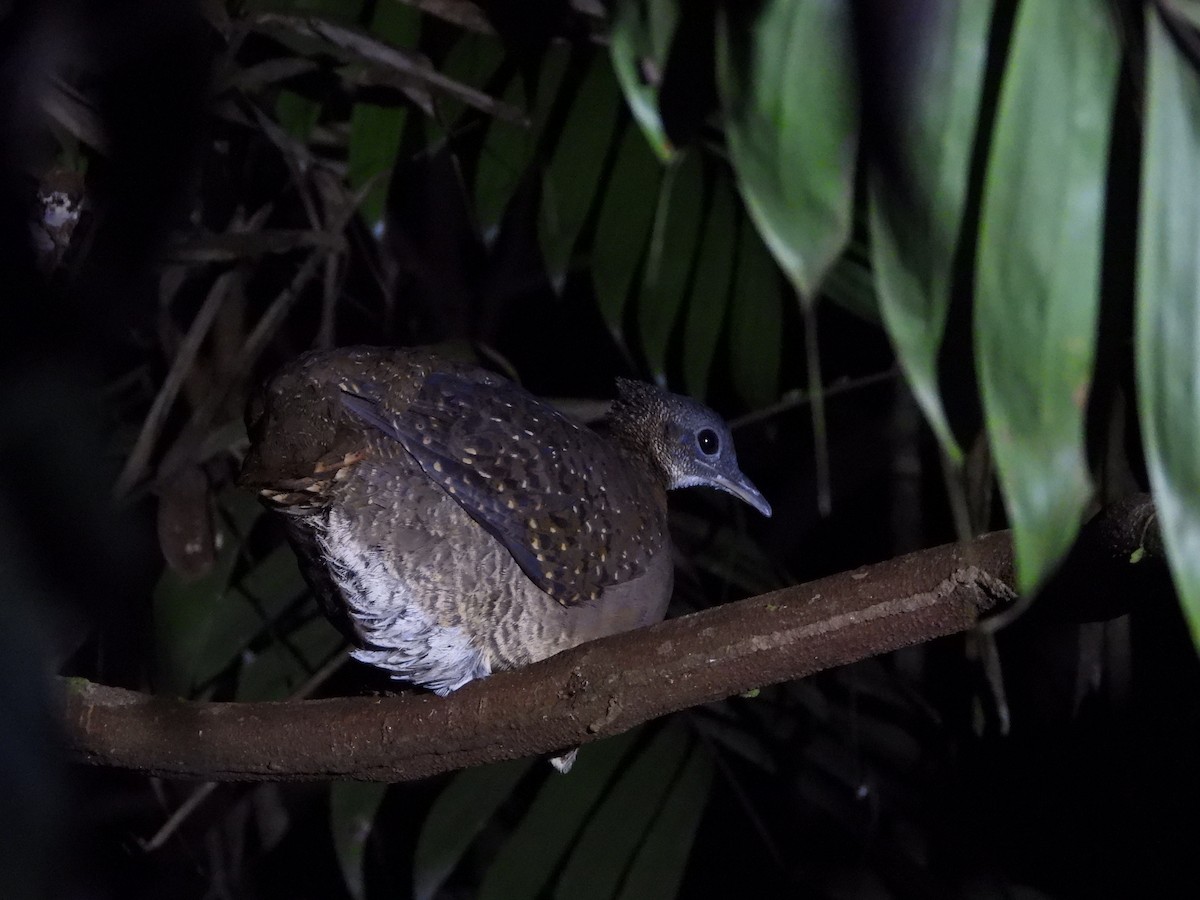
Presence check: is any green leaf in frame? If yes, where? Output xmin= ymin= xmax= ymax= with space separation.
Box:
xmin=609 ymin=0 xmax=680 ymax=161
xmin=617 ymin=742 xmax=713 ymax=900
xmin=474 ymin=81 xmax=532 ymax=240
xmin=153 ymin=491 xmax=261 ymax=695
xmin=372 ymin=0 xmax=418 ymax=39
xmin=683 ymin=174 xmax=738 ymax=400
xmin=156 ymin=532 xmax=308 ymax=696
xmin=475 ymin=46 xmax=569 ymax=240
xmin=868 ymin=0 xmax=992 ymax=463
xmin=258 ymin=15 xmax=517 ymax=121
xmin=555 ymin=724 xmax=694 ymax=900
xmin=413 ymin=757 xmax=537 ymax=900
xmin=541 ymin=54 xmax=624 ymax=289
xmin=716 ymin=0 xmax=858 ymax=302
xmin=348 ymin=102 xmax=406 ymax=232
xmin=479 ymin=730 xmax=639 ymax=900
xmin=344 ymin=0 xmax=421 ymax=230
xmin=593 ymin=125 xmax=664 ymax=331
xmin=330 ymin=781 xmax=388 ymax=900
xmin=438 ymin=32 xmax=507 ymax=115
xmin=637 ymin=152 xmax=705 ymax=381
xmin=729 ymin=214 xmax=783 ymax=409
xmin=275 ymin=89 xmax=322 ymax=141
xmin=475 ymin=132 xmax=525 ymax=240
xmin=527 ymin=47 xmax=573 ymax=136
xmin=974 ymin=0 xmax=1118 ymax=592
xmin=1167 ymin=0 xmax=1200 ymax=32
xmin=1138 ymin=8 xmax=1200 ymax=650
xmin=822 ymin=248 xmax=879 ymax=325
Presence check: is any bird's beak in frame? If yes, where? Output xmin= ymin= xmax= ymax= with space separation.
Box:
xmin=712 ymin=472 xmax=772 ymax=517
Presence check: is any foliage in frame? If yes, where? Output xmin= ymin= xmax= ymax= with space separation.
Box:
xmin=17 ymin=0 xmax=1200 ymax=897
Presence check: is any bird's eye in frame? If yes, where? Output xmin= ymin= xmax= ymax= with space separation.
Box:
xmin=697 ymin=428 xmax=720 ymax=455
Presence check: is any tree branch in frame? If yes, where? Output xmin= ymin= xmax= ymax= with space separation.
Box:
xmin=60 ymin=496 xmax=1162 ymax=782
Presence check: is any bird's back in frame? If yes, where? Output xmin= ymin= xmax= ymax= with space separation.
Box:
xmin=241 ymin=347 xmax=673 ymax=693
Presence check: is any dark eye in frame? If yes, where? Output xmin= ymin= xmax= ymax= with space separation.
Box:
xmin=697 ymin=428 xmax=720 ymax=455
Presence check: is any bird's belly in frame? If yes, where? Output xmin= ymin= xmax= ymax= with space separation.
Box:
xmin=310 ymin=477 xmax=672 ymax=694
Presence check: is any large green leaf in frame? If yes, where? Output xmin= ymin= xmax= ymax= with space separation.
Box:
xmin=412 ymin=757 xmax=536 ymax=900
xmin=729 ymin=214 xmax=783 ymax=410
xmin=330 ymin=781 xmax=388 ymax=900
xmin=593 ymin=124 xmax=664 ymax=332
xmin=474 ymin=47 xmax=569 ymax=239
xmin=715 ymin=0 xmax=858 ymax=302
xmin=275 ymin=89 xmax=323 ymax=142
xmin=478 ymin=730 xmax=639 ymax=899
xmin=609 ymin=0 xmax=679 ymax=161
xmin=617 ymin=741 xmax=713 ymax=900
xmin=255 ymin=16 xmax=518 ymax=120
xmin=348 ymin=102 xmax=406 ymax=231
xmin=1166 ymin=0 xmax=1200 ymax=32
xmin=153 ymin=491 xmax=266 ymax=695
xmin=541 ymin=54 xmax=624 ymax=289
xmin=822 ymin=246 xmax=879 ymax=325
xmin=868 ymin=0 xmax=992 ymax=463
xmin=682 ymin=174 xmax=737 ymax=400
xmin=473 ymin=83 xmax=529 ymax=240
xmin=975 ymin=0 xmax=1118 ymax=592
xmin=155 ymin=541 xmax=307 ymax=695
xmin=638 ymin=152 xmax=705 ymax=381
xmin=346 ymin=0 xmax=421 ymax=230
xmin=1138 ymin=8 xmax=1200 ymax=649
xmin=438 ymin=31 xmax=507 ymax=118
xmin=555 ymin=723 xmax=697 ymax=900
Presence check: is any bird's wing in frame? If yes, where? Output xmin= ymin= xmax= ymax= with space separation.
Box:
xmin=339 ymin=372 xmax=667 ymax=606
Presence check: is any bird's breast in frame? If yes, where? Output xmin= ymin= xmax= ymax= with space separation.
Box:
xmin=305 ymin=458 xmax=673 ymax=689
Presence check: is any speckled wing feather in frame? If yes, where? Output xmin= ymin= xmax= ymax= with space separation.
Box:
xmin=339 ymin=372 xmax=666 ymax=606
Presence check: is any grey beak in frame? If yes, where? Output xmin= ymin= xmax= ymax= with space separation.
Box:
xmin=712 ymin=472 xmax=772 ymax=517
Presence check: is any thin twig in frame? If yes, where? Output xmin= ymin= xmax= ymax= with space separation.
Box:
xmin=150 ymin=198 xmax=358 ymax=492
xmin=730 ymin=367 xmax=899 ymax=430
xmin=114 ymin=269 xmax=240 ymax=499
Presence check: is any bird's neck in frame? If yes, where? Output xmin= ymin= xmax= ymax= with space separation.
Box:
xmin=599 ymin=421 xmax=671 ymax=494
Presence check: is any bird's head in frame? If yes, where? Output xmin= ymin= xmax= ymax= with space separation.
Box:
xmin=608 ymin=379 xmax=772 ymax=517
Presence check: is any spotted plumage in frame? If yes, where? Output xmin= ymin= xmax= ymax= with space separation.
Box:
xmin=337 ymin=370 xmax=667 ymax=606
xmin=240 ymin=346 xmax=770 ymax=711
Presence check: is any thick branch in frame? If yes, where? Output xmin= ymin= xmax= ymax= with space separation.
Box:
xmin=61 ymin=532 xmax=1016 ymax=781
xmin=60 ymin=499 xmax=1159 ymax=782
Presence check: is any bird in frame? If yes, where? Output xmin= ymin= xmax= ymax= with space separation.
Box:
xmin=239 ymin=346 xmax=771 ymax=769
